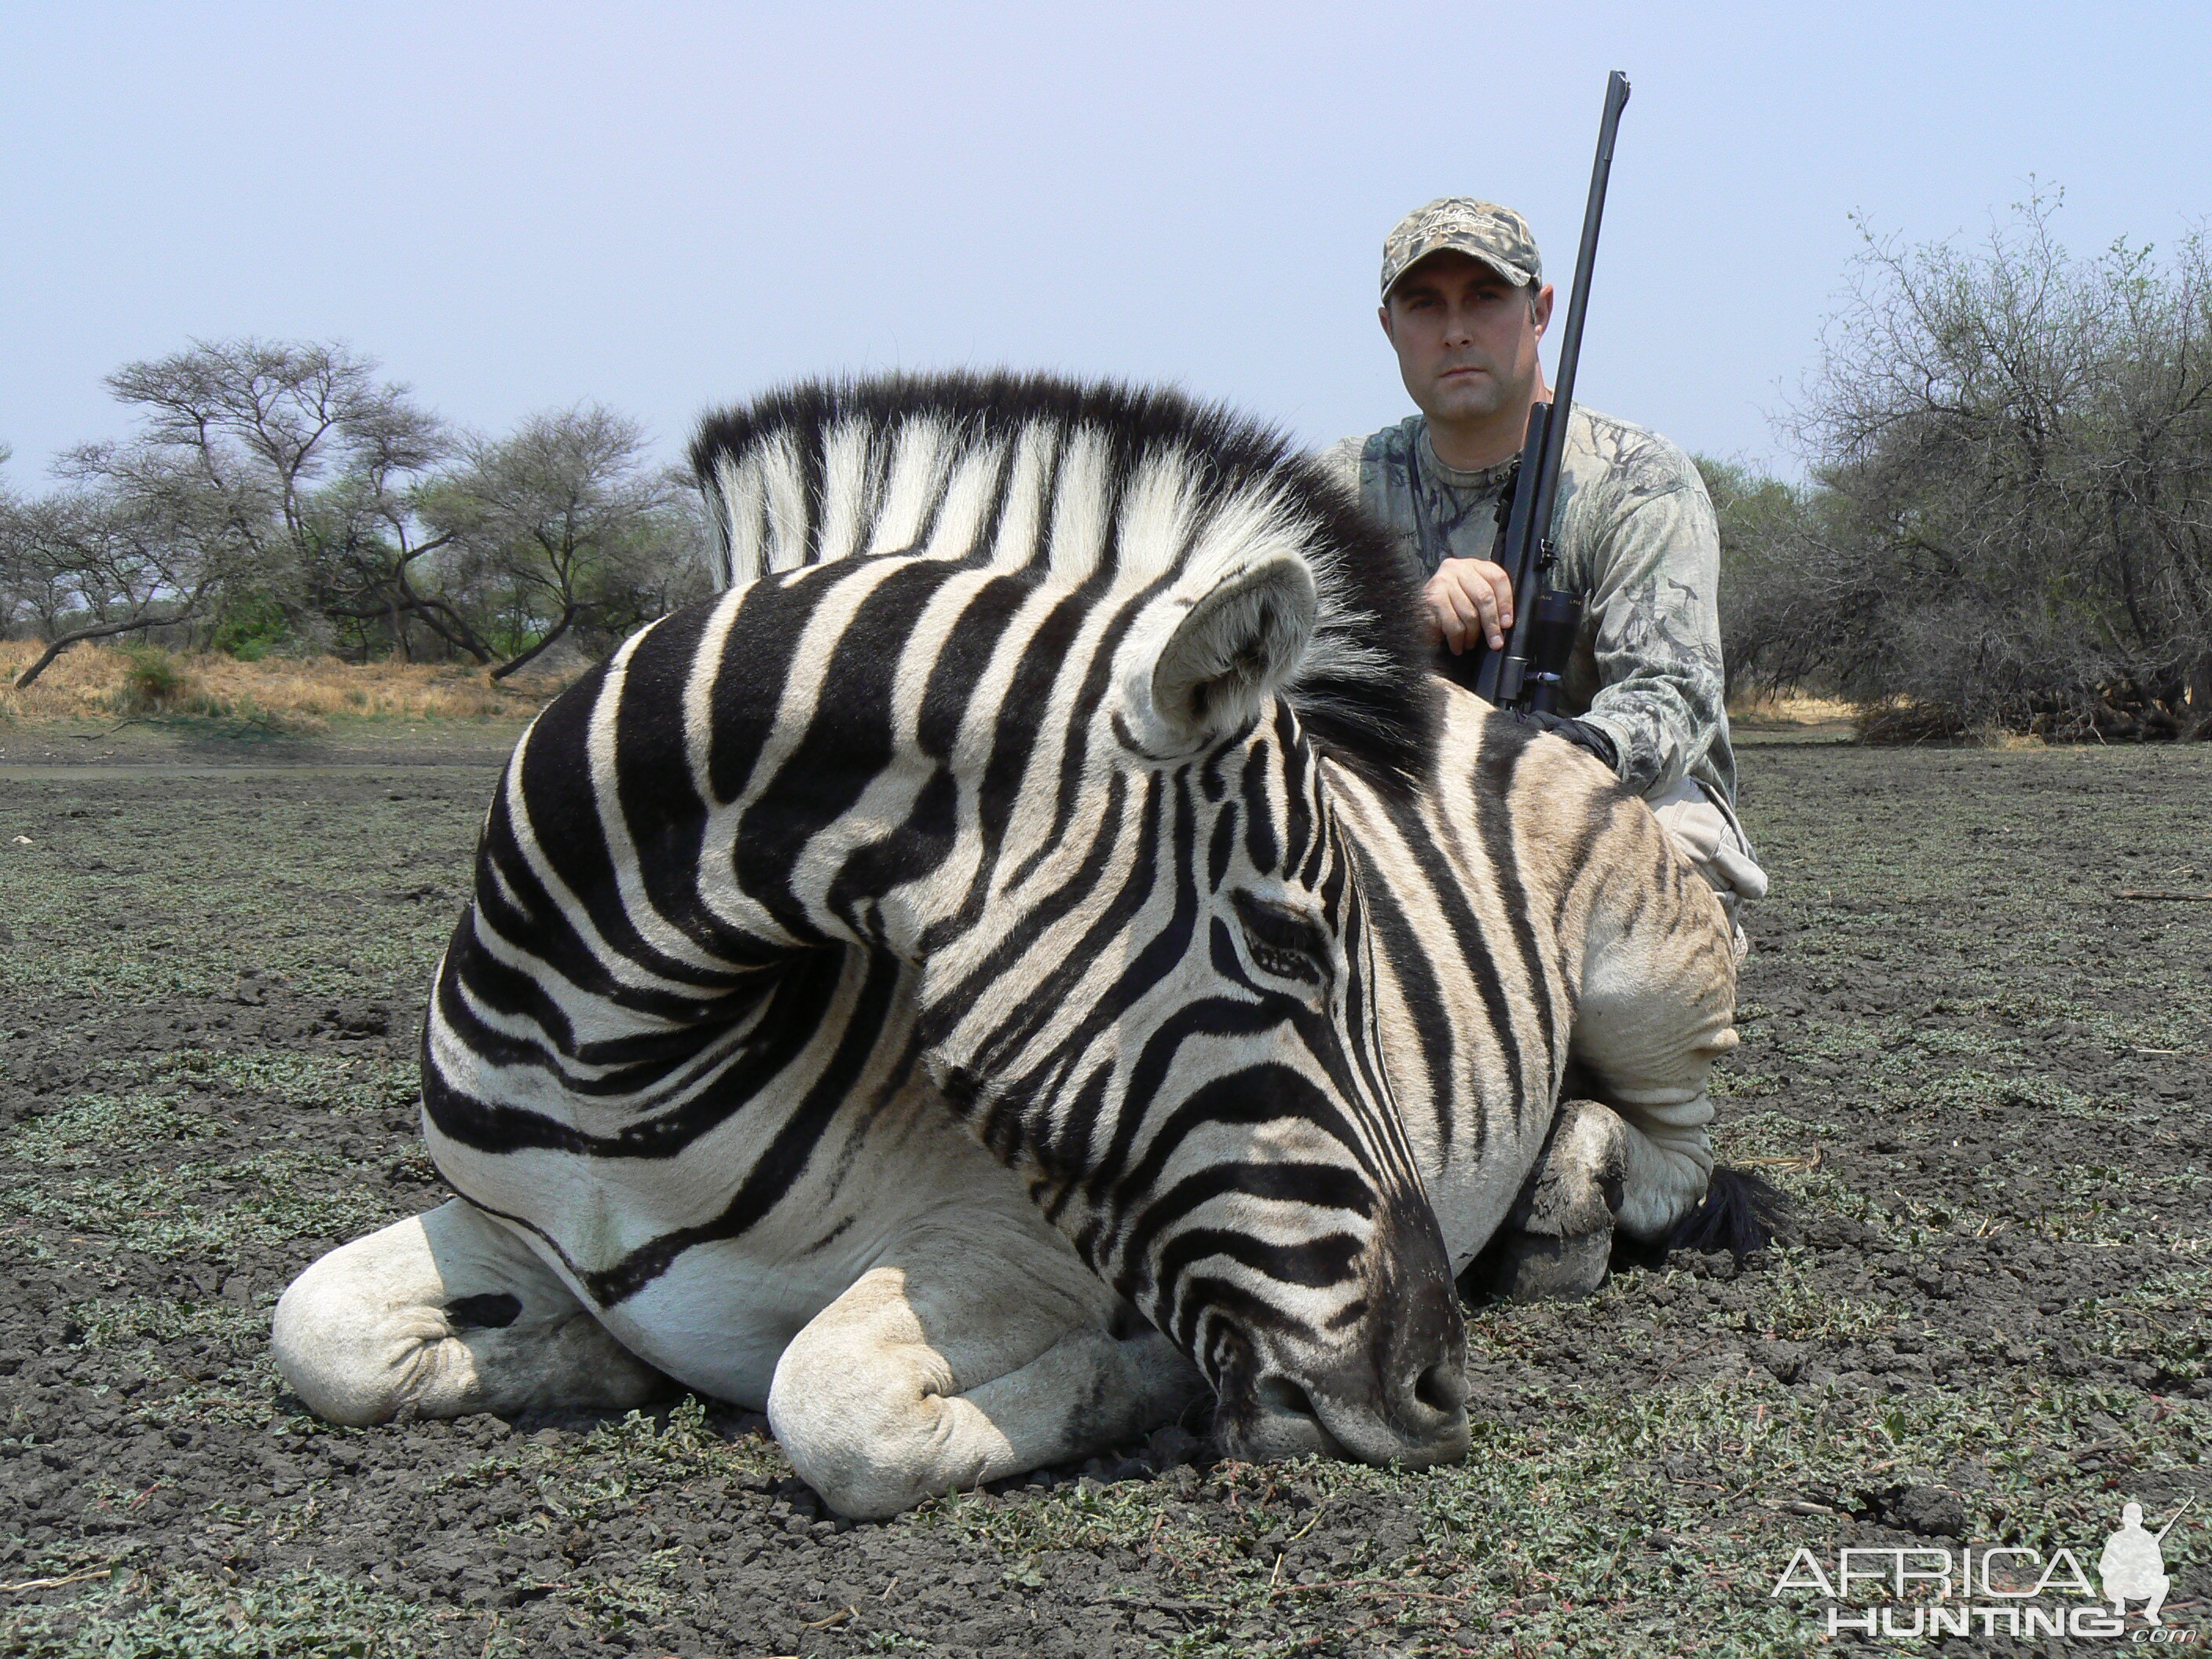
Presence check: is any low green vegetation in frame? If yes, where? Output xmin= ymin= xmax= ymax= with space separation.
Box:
xmin=0 ymin=741 xmax=2204 ymax=1654
xmin=5 ymin=1566 xmax=438 ymax=1658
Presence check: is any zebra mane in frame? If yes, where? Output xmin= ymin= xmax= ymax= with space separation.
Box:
xmin=688 ymin=372 xmax=1435 ymax=788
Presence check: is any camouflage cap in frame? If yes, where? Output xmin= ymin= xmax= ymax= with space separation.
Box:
xmin=1379 ymin=198 xmax=1543 ymax=299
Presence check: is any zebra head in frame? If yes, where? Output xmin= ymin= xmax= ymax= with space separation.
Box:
xmin=694 ymin=375 xmax=1470 ymax=1469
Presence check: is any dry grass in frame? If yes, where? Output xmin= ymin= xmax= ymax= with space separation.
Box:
xmin=1973 ymin=727 xmax=2051 ymax=750
xmin=1727 ymin=690 xmax=1858 ymax=727
xmin=0 ymin=640 xmax=562 ymax=727
xmin=0 ymin=649 xmax=1857 ymax=735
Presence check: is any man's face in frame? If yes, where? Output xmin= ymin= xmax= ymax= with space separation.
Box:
xmin=1379 ymin=251 xmax=1554 ymax=427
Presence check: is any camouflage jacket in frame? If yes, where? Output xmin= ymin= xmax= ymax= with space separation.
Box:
xmin=1318 ymin=408 xmax=1736 ymax=804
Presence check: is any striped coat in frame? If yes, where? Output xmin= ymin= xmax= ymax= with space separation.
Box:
xmin=275 ymin=375 xmax=1737 ymax=1516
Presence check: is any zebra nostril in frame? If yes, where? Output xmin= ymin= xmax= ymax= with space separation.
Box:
xmin=1412 ymin=1361 xmax=1467 ymax=1419
xmin=1256 ymin=1375 xmax=1320 ymax=1420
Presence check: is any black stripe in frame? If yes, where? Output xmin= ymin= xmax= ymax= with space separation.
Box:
xmin=1473 ymin=727 xmax=1564 ymax=1120
xmin=580 ymin=950 xmax=908 ymax=1304
xmin=1001 ymin=574 xmax=1168 ymax=895
xmin=1155 ymin=1225 xmax=1365 ymax=1299
xmin=707 ymin=577 xmax=816 ymax=805
xmin=1241 ymin=749 xmax=1279 ymax=874
xmin=426 ymin=947 xmax=851 ymax=1158
xmin=1115 ymin=1160 xmax=1374 ymax=1287
xmin=958 ymin=770 xmax=1138 ymax=1079
xmin=734 ymin=558 xmax=965 ymax=937
xmin=1353 ymin=866 xmax=1459 ymax=1158
xmin=1086 ymin=1053 xmax=1376 ymax=1268
xmin=610 ymin=609 xmax=754 ymax=967
xmin=1376 ymin=782 xmax=1529 ymax=1112
xmin=1206 ymin=801 xmax=1239 ymax=892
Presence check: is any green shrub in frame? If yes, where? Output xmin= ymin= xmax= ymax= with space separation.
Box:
xmin=209 ymin=591 xmax=291 ymax=661
xmin=115 ymin=645 xmax=188 ymax=712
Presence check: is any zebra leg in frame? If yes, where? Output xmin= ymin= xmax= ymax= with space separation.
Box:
xmin=1484 ymin=1083 xmax=1733 ymax=1300
xmin=1484 ymin=838 xmax=1738 ymax=1302
xmin=272 ymin=1198 xmax=665 ymax=1426
xmin=1484 ymin=1099 xmax=1627 ymax=1302
xmin=767 ymin=1237 xmax=1207 ymax=1520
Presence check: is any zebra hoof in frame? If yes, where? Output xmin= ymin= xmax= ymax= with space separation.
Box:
xmin=1485 ymin=1225 xmax=1614 ymax=1303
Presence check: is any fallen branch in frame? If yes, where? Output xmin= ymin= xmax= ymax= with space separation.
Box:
xmin=489 ymin=603 xmax=581 ymax=682
xmin=1269 ymin=1576 xmax=1474 ymax=1606
xmin=13 ymin=611 xmax=195 ymax=689
xmin=2118 ymin=889 xmax=2212 ymax=901
xmin=1735 ymin=1148 xmax=1822 ymax=1173
xmin=1286 ymin=1500 xmax=1332 ymax=1543
xmin=2 ymin=1566 xmax=112 ymax=1594
xmin=1779 ymin=1499 xmax=1844 ymax=1517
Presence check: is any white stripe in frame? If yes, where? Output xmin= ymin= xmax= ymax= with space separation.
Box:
xmin=693 ymin=556 xmax=919 ymax=941
xmin=498 ymin=720 xmax=705 ymax=1008
xmin=712 ymin=454 xmax=765 ymax=588
xmin=1112 ymin=446 xmax=1199 ymax=584
xmin=815 ymin=419 xmax=873 ymax=565
xmin=922 ymin=442 xmax=1006 ymax=560
xmin=866 ymin=417 xmax=951 ymax=555
xmin=1046 ymin=426 xmax=1111 ymax=578
xmin=585 ymin=619 xmax=731 ymax=976
xmin=990 ymin=427 xmax=1054 ymax=569
xmin=759 ymin=434 xmax=809 ymax=573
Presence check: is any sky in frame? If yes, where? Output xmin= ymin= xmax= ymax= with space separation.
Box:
xmin=5 ymin=2 xmax=2209 ymax=487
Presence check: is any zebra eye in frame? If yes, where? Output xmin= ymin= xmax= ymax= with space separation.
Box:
xmin=1231 ymin=891 xmax=1330 ymax=987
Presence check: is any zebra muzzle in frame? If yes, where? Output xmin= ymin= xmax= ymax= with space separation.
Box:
xmin=1216 ymin=1233 xmax=1470 ymax=1469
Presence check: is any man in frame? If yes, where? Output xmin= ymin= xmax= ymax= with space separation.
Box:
xmin=1320 ymin=196 xmax=1765 ymax=938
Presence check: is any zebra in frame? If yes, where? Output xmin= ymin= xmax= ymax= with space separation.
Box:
xmin=273 ymin=373 xmax=1744 ymax=1518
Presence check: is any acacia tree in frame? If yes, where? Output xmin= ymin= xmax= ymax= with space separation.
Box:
xmin=302 ymin=389 xmax=488 ymax=665
xmin=6 ymin=459 xmax=251 ymax=687
xmin=68 ymin=339 xmax=460 ymax=665
xmin=11 ymin=344 xmax=712 ymax=685
xmin=0 ymin=449 xmax=36 ymax=640
xmin=1697 ymin=458 xmax=1829 ymax=698
xmin=1773 ymin=192 xmax=2212 ymax=737
xmin=2 ymin=437 xmax=195 ymax=679
xmin=424 ymin=405 xmax=707 ymax=679
xmin=2 ymin=490 xmax=104 ymax=650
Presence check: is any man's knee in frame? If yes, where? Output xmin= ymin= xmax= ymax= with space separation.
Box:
xmin=1647 ymin=778 xmax=1767 ymax=908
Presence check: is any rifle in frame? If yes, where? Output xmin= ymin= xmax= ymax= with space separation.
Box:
xmin=2152 ymin=1496 xmax=2195 ymax=1545
xmin=1457 ymin=70 xmax=1632 ymax=714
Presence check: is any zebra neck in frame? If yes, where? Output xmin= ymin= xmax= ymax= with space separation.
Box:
xmin=489 ymin=558 xmax=1154 ymax=1008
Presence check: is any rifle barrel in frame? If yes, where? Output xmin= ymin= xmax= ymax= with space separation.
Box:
xmin=1472 ymin=71 xmax=1630 ymax=707
xmin=2153 ymin=1496 xmax=2195 ymax=1543
xmin=1529 ymin=70 xmax=1631 ymax=545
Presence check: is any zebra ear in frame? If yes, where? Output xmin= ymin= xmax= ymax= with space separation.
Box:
xmin=1142 ymin=556 xmax=1317 ymax=746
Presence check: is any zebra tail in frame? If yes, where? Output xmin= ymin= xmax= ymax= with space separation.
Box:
xmin=1662 ymin=1166 xmax=1794 ymax=1262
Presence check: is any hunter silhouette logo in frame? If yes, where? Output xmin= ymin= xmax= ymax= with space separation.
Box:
xmin=1772 ymin=1497 xmax=2197 ymax=1640
xmin=2103 ymin=1500 xmax=2191 ymax=1626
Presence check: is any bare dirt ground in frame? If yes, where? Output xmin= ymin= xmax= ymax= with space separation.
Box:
xmin=0 ymin=726 xmax=2206 ymax=1656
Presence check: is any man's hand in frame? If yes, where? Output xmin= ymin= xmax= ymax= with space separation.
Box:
xmin=1506 ymin=707 xmax=1619 ymax=773
xmin=1421 ymin=557 xmax=1514 ymax=654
